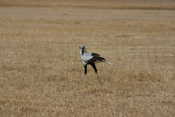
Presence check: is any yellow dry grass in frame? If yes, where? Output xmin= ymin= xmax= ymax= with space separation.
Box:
xmin=0 ymin=0 xmax=175 ymax=117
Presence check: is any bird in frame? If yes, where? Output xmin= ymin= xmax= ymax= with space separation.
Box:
xmin=79 ymin=45 xmax=106 ymax=75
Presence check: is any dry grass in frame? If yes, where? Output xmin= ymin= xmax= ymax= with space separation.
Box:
xmin=0 ymin=0 xmax=175 ymax=117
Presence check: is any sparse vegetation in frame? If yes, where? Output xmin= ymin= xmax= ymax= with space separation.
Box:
xmin=0 ymin=0 xmax=175 ymax=117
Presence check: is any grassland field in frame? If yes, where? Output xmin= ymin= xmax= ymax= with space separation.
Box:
xmin=0 ymin=0 xmax=175 ymax=117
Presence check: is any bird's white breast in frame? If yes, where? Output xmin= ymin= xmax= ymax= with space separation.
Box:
xmin=81 ymin=53 xmax=93 ymax=62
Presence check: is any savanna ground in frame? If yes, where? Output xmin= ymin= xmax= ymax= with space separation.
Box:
xmin=0 ymin=0 xmax=175 ymax=117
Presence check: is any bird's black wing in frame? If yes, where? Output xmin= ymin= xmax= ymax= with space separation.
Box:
xmin=91 ymin=53 xmax=100 ymax=57
xmin=90 ymin=53 xmax=105 ymax=63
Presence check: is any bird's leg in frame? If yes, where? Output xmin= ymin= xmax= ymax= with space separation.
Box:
xmin=90 ymin=63 xmax=103 ymax=85
xmin=90 ymin=63 xmax=98 ymax=74
xmin=83 ymin=64 xmax=87 ymax=75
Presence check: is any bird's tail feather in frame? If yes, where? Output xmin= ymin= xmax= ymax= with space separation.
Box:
xmin=96 ymin=57 xmax=112 ymax=65
xmin=95 ymin=56 xmax=106 ymax=62
xmin=105 ymin=61 xmax=112 ymax=65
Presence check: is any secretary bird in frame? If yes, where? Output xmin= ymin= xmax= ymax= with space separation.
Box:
xmin=79 ymin=45 xmax=107 ymax=75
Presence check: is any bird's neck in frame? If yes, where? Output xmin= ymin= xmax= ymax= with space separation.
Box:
xmin=80 ymin=48 xmax=86 ymax=55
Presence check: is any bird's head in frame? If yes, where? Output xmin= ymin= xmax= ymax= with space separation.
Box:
xmin=79 ymin=45 xmax=86 ymax=50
